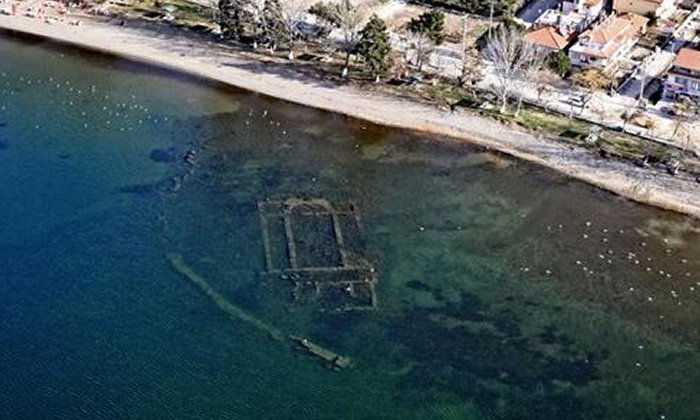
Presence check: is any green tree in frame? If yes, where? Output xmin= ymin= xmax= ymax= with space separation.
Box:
xmin=263 ymin=0 xmax=286 ymax=50
xmin=358 ymin=15 xmax=391 ymax=82
xmin=334 ymin=0 xmax=365 ymax=77
xmin=311 ymin=1 xmax=365 ymax=76
xmin=407 ymin=10 xmax=446 ymax=45
xmin=406 ymin=10 xmax=445 ymax=72
xmin=547 ymin=51 xmax=571 ymax=77
xmin=309 ymin=1 xmax=338 ymax=26
xmin=218 ymin=0 xmax=247 ymax=39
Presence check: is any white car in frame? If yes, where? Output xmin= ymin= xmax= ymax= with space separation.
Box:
xmin=566 ymin=95 xmax=585 ymax=107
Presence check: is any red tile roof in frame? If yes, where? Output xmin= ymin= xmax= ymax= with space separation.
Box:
xmin=673 ymin=48 xmax=700 ymax=72
xmin=524 ymin=26 xmax=570 ymax=50
xmin=572 ymin=13 xmax=648 ymax=58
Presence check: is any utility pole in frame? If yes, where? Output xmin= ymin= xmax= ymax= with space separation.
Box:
xmin=638 ymin=60 xmax=647 ymax=106
xmin=461 ymin=13 xmax=468 ymax=86
xmin=488 ymin=0 xmax=494 ymax=38
xmin=462 ymin=13 xmax=468 ymax=63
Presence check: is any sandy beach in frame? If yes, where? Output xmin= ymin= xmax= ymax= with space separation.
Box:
xmin=1 ymin=12 xmax=699 ymax=219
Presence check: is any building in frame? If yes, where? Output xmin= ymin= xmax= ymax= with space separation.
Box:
xmin=524 ymin=26 xmax=572 ymax=52
xmin=563 ymin=0 xmax=606 ymax=21
xmin=612 ymin=0 xmax=676 ymax=18
xmin=664 ymin=48 xmax=700 ymax=99
xmin=536 ymin=8 xmax=593 ymax=34
xmin=516 ymin=0 xmax=562 ymax=28
xmin=569 ymin=13 xmax=649 ymax=71
xmin=527 ymin=0 xmax=607 ymax=38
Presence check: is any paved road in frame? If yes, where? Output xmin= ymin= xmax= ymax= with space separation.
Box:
xmin=618 ymin=50 xmax=675 ymax=99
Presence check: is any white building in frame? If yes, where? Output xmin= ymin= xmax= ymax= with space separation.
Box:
xmin=569 ymin=13 xmax=649 ymax=71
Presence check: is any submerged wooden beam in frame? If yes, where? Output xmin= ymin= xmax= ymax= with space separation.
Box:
xmin=166 ymin=252 xmax=352 ymax=369
xmin=167 ymin=252 xmax=284 ymax=341
xmin=289 ymin=335 xmax=352 ymax=369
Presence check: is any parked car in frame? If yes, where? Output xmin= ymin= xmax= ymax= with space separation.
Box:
xmin=566 ymin=95 xmax=585 ymax=107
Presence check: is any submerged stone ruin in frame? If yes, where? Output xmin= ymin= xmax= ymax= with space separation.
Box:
xmin=258 ymin=198 xmax=378 ymax=312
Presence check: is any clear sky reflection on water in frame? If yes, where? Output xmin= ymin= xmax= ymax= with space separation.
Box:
xmin=1 ymin=34 xmax=700 ymax=419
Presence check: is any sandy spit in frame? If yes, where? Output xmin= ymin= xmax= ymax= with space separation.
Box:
xmin=1 ymin=15 xmax=699 ymax=219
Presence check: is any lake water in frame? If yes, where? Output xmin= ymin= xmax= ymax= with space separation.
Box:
xmin=2 ymin=33 xmax=700 ymax=420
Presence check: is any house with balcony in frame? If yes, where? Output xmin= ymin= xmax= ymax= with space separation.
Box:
xmin=664 ymin=48 xmax=700 ymax=99
xmin=523 ymin=0 xmax=606 ymax=52
xmin=613 ymin=0 xmax=676 ymax=18
xmin=569 ymin=13 xmax=649 ymax=71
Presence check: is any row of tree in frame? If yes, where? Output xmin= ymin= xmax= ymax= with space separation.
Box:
xmin=483 ymin=24 xmax=700 ymax=152
xmin=217 ymin=0 xmax=393 ymax=78
xmin=214 ymin=1 xmax=598 ymax=117
xmin=412 ymin=0 xmax=518 ymax=18
xmin=216 ymin=0 xmax=455 ymax=81
xmin=482 ymin=26 xmax=546 ymax=116
xmin=217 ymin=0 xmax=306 ymax=58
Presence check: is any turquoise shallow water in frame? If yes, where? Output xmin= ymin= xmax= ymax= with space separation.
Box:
xmin=2 ymin=33 xmax=700 ymax=419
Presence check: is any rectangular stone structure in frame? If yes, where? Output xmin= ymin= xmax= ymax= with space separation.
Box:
xmin=258 ymin=198 xmax=378 ymax=311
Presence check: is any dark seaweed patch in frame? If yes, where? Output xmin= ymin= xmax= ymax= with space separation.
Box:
xmin=406 ymin=280 xmax=432 ymax=292
xmin=150 ymin=148 xmax=176 ymax=163
xmin=388 ymin=292 xmax=601 ymax=419
xmin=404 ymin=280 xmax=445 ymax=302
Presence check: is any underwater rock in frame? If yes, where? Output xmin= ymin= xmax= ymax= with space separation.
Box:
xmin=149 ymin=147 xmax=176 ymax=163
xmin=0 ymin=138 xmax=7 ymax=150
xmin=183 ymin=148 xmax=197 ymax=165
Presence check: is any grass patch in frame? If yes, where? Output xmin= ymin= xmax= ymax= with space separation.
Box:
xmin=124 ymin=0 xmax=212 ymax=26
xmin=512 ymin=107 xmax=589 ymax=137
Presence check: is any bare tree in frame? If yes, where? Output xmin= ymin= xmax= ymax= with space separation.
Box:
xmin=482 ymin=26 xmax=535 ymax=114
xmin=533 ymin=68 xmax=556 ymax=103
xmin=203 ymin=0 xmax=220 ymax=26
xmin=264 ymin=0 xmax=307 ymax=59
xmin=406 ymin=10 xmax=445 ymax=73
xmin=459 ymin=14 xmax=480 ymax=90
xmin=407 ymin=32 xmax=433 ymax=72
xmin=670 ymin=95 xmax=700 ymax=143
xmin=279 ymin=0 xmax=308 ymax=59
xmin=332 ymin=0 xmax=368 ymax=77
xmin=513 ymin=47 xmax=546 ymax=117
xmin=460 ymin=47 xmax=482 ymax=93
xmin=249 ymin=0 xmax=267 ymax=49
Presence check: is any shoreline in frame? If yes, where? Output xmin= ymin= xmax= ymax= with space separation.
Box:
xmin=2 ymin=15 xmax=699 ymax=219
